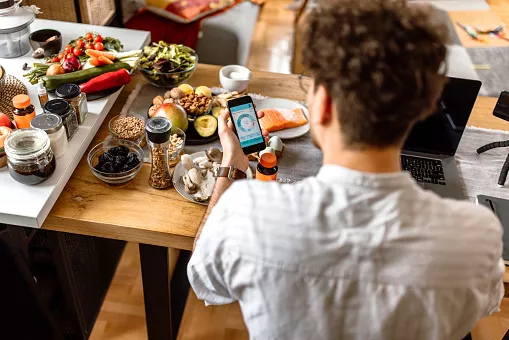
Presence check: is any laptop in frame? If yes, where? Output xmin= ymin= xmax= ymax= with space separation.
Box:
xmin=401 ymin=77 xmax=482 ymax=199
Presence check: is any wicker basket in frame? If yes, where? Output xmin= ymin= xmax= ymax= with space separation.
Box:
xmin=0 ymin=74 xmax=27 ymax=121
xmin=25 ymin=0 xmax=116 ymax=25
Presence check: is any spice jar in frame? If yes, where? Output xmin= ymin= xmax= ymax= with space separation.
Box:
xmin=4 ymin=129 xmax=56 ymax=185
xmin=12 ymin=94 xmax=35 ymax=129
xmin=256 ymin=153 xmax=278 ymax=182
xmin=55 ymin=83 xmax=89 ymax=124
xmin=44 ymin=99 xmax=78 ymax=141
xmin=30 ymin=113 xmax=68 ymax=159
xmin=38 ymin=82 xmax=49 ymax=108
xmin=146 ymin=117 xmax=173 ymax=189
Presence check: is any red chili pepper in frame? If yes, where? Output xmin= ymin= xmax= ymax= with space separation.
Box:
xmin=79 ymin=68 xmax=131 ymax=94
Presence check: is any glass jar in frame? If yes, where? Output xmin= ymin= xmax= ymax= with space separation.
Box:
xmin=146 ymin=117 xmax=173 ymax=189
xmin=30 ymin=113 xmax=68 ymax=159
xmin=12 ymin=94 xmax=35 ymax=129
xmin=55 ymin=83 xmax=89 ymax=124
xmin=44 ymin=99 xmax=78 ymax=141
xmin=4 ymin=128 xmax=56 ymax=185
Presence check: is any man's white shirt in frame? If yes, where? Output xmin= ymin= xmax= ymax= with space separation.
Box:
xmin=188 ymin=165 xmax=504 ymax=340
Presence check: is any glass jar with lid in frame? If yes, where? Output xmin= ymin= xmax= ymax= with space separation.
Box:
xmin=55 ymin=83 xmax=89 ymax=125
xmin=44 ymin=99 xmax=78 ymax=140
xmin=4 ymin=128 xmax=56 ymax=185
xmin=146 ymin=117 xmax=173 ymax=189
xmin=30 ymin=113 xmax=68 ymax=159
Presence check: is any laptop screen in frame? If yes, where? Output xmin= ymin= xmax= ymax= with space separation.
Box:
xmin=403 ymin=77 xmax=482 ymax=156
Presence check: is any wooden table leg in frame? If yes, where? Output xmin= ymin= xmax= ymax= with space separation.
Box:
xmin=139 ymin=244 xmax=191 ymax=340
xmin=139 ymin=244 xmax=173 ymax=340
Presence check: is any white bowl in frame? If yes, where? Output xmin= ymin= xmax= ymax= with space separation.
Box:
xmin=219 ymin=65 xmax=252 ymax=92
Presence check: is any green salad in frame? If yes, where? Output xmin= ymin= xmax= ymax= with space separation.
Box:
xmin=140 ymin=42 xmax=197 ymax=74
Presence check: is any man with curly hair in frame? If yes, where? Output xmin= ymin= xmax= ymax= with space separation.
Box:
xmin=187 ymin=1 xmax=504 ymax=338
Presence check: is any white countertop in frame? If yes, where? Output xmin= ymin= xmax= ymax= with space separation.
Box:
xmin=0 ymin=19 xmax=150 ymax=228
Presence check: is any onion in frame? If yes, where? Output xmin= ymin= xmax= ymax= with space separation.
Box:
xmin=62 ymin=56 xmax=81 ymax=73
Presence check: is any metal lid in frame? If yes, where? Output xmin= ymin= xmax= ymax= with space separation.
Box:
xmin=146 ymin=117 xmax=172 ymax=144
xmin=30 ymin=113 xmax=63 ymax=134
xmin=44 ymin=99 xmax=70 ymax=116
xmin=55 ymin=83 xmax=81 ymax=99
xmin=0 ymin=6 xmax=35 ymax=34
xmin=4 ymin=128 xmax=50 ymax=160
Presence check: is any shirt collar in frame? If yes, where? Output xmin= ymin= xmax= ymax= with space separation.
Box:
xmin=317 ymin=164 xmax=415 ymax=189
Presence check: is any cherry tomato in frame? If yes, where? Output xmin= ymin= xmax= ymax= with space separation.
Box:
xmin=85 ymin=43 xmax=94 ymax=50
xmin=64 ymin=45 xmax=73 ymax=54
xmin=66 ymin=53 xmax=76 ymax=59
xmin=94 ymin=42 xmax=104 ymax=51
xmin=75 ymin=39 xmax=85 ymax=49
xmin=51 ymin=57 xmax=60 ymax=63
xmin=85 ymin=32 xmax=93 ymax=40
xmin=57 ymin=52 xmax=65 ymax=60
xmin=94 ymin=34 xmax=103 ymax=43
xmin=73 ymin=48 xmax=83 ymax=56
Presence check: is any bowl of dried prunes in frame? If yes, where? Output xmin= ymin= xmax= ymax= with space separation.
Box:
xmin=88 ymin=139 xmax=143 ymax=185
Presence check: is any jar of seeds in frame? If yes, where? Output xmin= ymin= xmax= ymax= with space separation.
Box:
xmin=44 ymin=99 xmax=79 ymax=141
xmin=146 ymin=117 xmax=173 ymax=189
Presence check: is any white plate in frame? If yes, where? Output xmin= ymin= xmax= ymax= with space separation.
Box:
xmin=254 ymin=98 xmax=310 ymax=139
xmin=173 ymin=151 xmax=253 ymax=205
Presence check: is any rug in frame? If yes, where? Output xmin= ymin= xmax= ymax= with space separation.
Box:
xmin=456 ymin=126 xmax=509 ymax=201
xmin=466 ymin=47 xmax=509 ymax=97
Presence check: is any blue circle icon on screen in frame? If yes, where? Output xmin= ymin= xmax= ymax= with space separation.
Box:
xmin=237 ymin=114 xmax=256 ymax=133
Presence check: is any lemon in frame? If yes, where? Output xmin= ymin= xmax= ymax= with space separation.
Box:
xmin=195 ymin=86 xmax=212 ymax=98
xmin=178 ymin=84 xmax=194 ymax=95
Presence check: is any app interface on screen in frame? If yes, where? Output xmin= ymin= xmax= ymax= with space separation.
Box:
xmin=230 ymin=103 xmax=264 ymax=148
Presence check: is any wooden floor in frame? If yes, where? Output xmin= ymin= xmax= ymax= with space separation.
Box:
xmin=90 ymin=0 xmax=509 ymax=339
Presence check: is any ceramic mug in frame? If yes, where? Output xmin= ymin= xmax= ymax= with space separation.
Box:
xmin=219 ymin=65 xmax=253 ymax=92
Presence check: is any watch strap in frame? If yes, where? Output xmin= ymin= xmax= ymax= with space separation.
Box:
xmin=215 ymin=166 xmax=247 ymax=180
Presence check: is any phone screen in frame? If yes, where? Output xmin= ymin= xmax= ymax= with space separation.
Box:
xmin=230 ymin=102 xmax=265 ymax=149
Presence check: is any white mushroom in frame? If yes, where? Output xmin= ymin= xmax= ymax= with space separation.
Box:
xmin=188 ymin=168 xmax=203 ymax=185
xmin=182 ymin=174 xmax=198 ymax=194
xmin=181 ymin=154 xmax=194 ymax=171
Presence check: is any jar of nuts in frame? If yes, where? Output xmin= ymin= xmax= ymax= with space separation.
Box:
xmin=178 ymin=93 xmax=212 ymax=120
xmin=146 ymin=117 xmax=173 ymax=189
xmin=109 ymin=113 xmax=146 ymax=146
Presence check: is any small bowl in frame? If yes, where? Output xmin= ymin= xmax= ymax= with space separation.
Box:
xmin=178 ymin=97 xmax=212 ymax=122
xmin=109 ymin=113 xmax=146 ymax=146
xmin=88 ymin=139 xmax=143 ymax=185
xmin=168 ymin=126 xmax=186 ymax=165
xmin=219 ymin=65 xmax=252 ymax=92
xmin=138 ymin=53 xmax=198 ymax=88
xmin=29 ymin=29 xmax=62 ymax=57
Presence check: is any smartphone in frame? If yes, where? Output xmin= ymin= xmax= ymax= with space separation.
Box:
xmin=227 ymin=96 xmax=266 ymax=155
xmin=493 ymin=91 xmax=509 ymax=122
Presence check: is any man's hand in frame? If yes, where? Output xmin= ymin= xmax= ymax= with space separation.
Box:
xmin=217 ymin=108 xmax=269 ymax=172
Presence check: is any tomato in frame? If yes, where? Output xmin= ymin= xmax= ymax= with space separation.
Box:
xmin=94 ymin=34 xmax=103 ymax=43
xmin=75 ymin=39 xmax=85 ymax=49
xmin=85 ymin=32 xmax=93 ymax=40
xmin=66 ymin=53 xmax=75 ymax=59
xmin=64 ymin=45 xmax=73 ymax=54
xmin=51 ymin=57 xmax=60 ymax=63
xmin=85 ymin=43 xmax=94 ymax=50
xmin=57 ymin=52 xmax=65 ymax=60
xmin=73 ymin=48 xmax=83 ymax=56
xmin=94 ymin=42 xmax=104 ymax=51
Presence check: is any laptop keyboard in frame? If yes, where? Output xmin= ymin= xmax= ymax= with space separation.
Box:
xmin=401 ymin=155 xmax=446 ymax=185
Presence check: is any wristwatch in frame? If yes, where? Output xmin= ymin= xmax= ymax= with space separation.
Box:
xmin=214 ymin=166 xmax=247 ymax=180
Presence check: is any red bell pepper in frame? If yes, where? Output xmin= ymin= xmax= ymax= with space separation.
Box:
xmin=79 ymin=68 xmax=131 ymax=94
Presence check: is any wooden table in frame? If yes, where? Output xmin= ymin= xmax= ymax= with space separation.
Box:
xmin=41 ymin=64 xmax=310 ymax=340
xmin=41 ymin=65 xmax=509 ymax=339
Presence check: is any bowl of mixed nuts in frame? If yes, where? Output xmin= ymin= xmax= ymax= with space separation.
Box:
xmin=178 ymin=92 xmax=213 ymax=121
xmin=109 ymin=113 xmax=146 ymax=146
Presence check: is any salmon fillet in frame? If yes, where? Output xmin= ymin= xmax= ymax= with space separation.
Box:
xmin=259 ymin=108 xmax=308 ymax=132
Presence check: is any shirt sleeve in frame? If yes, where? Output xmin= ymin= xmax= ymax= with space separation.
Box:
xmin=187 ymin=187 xmax=238 ymax=306
xmin=484 ymin=258 xmax=505 ymax=316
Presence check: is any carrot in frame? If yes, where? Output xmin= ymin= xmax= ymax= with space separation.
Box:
xmin=85 ymin=49 xmax=115 ymax=61
xmin=98 ymin=56 xmax=114 ymax=65
xmin=89 ymin=57 xmax=101 ymax=67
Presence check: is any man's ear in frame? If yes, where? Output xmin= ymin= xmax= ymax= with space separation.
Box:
xmin=311 ymin=85 xmax=333 ymax=125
